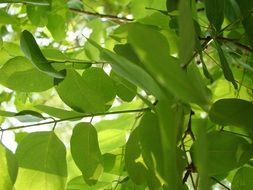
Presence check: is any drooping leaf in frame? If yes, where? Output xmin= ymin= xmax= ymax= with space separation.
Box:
xmin=214 ymin=40 xmax=238 ymax=89
xmin=205 ymin=0 xmax=225 ymax=31
xmin=232 ymin=166 xmax=253 ymax=190
xmin=70 ymin=123 xmax=103 ymax=185
xmin=20 ymin=30 xmax=64 ymax=78
xmin=56 ymin=69 xmax=105 ymax=113
xmin=191 ymin=131 xmax=253 ymax=175
xmin=15 ymin=132 xmax=67 ymax=190
xmin=0 ymin=143 xmax=18 ymax=190
xmin=209 ymin=98 xmax=253 ymax=131
xmin=0 ymin=56 xmax=54 ymax=92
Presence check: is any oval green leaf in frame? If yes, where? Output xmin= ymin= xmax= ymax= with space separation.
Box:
xmin=56 ymin=69 xmax=105 ymax=113
xmin=0 ymin=56 xmax=54 ymax=92
xmin=209 ymin=98 xmax=253 ymax=130
xmin=70 ymin=122 xmax=103 ymax=185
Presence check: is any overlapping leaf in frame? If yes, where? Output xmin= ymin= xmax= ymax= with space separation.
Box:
xmin=20 ymin=30 xmax=64 ymax=78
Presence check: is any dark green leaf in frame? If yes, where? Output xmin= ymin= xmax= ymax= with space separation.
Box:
xmin=191 ymin=131 xmax=253 ymax=175
xmin=166 ymin=0 xmax=179 ymax=12
xmin=209 ymin=98 xmax=253 ymax=130
xmin=215 ymin=41 xmax=238 ymax=89
xmin=234 ymin=0 xmax=253 ymax=17
xmin=70 ymin=123 xmax=103 ymax=185
xmin=56 ymin=69 xmax=105 ymax=113
xmin=205 ymin=0 xmax=225 ymax=31
xmin=15 ymin=132 xmax=67 ymax=189
xmin=232 ymin=166 xmax=253 ymax=190
xmin=20 ymin=30 xmax=64 ymax=78
xmin=0 ymin=56 xmax=54 ymax=92
xmin=242 ymin=14 xmax=253 ymax=48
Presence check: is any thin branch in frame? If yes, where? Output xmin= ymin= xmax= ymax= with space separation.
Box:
xmin=0 ymin=107 xmax=150 ymax=132
xmin=48 ymin=59 xmax=107 ymax=65
xmin=211 ymin=177 xmax=231 ymax=190
xmin=69 ymin=8 xmax=133 ymax=22
xmin=200 ymin=36 xmax=253 ymax=53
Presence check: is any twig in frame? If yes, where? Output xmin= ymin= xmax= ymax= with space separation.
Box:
xmin=69 ymin=8 xmax=133 ymax=22
xmin=0 ymin=107 xmax=150 ymax=131
xmin=211 ymin=177 xmax=231 ymax=190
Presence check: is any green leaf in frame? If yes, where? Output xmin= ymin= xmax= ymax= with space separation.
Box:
xmin=56 ymin=69 xmax=105 ymax=113
xmin=0 ymin=143 xmax=18 ymax=190
xmin=191 ymin=131 xmax=253 ymax=175
xmin=15 ymin=132 xmax=67 ymax=190
xmin=209 ymin=98 xmax=253 ymax=130
xmin=205 ymin=0 xmax=225 ymax=31
xmin=127 ymin=23 xmax=210 ymax=109
xmin=26 ymin=5 xmax=50 ymax=26
xmin=232 ymin=166 xmax=253 ymax=190
xmin=35 ymin=105 xmax=84 ymax=119
xmin=87 ymin=38 xmax=163 ymax=99
xmin=47 ymin=14 xmax=66 ymax=41
xmin=0 ymin=56 xmax=54 ymax=92
xmin=0 ymin=9 xmax=18 ymax=24
xmin=125 ymin=129 xmax=148 ymax=185
xmin=178 ymin=0 xmax=195 ymax=66
xmin=70 ymin=123 xmax=103 ymax=185
xmin=110 ymin=71 xmax=137 ymax=102
xmin=20 ymin=30 xmax=64 ymax=78
xmin=214 ymin=41 xmax=238 ymax=89
xmin=82 ymin=67 xmax=116 ymax=106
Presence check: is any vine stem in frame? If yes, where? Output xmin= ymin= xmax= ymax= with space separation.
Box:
xmin=69 ymin=8 xmax=134 ymax=22
xmin=0 ymin=107 xmax=150 ymax=132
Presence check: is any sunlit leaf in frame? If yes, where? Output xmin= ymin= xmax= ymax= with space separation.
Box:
xmin=15 ymin=132 xmax=67 ymax=190
xmin=0 ymin=143 xmax=18 ymax=190
xmin=0 ymin=56 xmax=54 ymax=92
